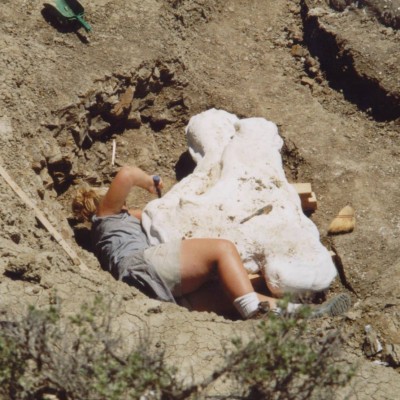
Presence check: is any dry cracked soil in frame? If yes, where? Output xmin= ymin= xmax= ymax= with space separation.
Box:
xmin=1 ymin=0 xmax=400 ymax=398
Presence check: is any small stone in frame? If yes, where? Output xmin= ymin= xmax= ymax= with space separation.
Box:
xmin=309 ymin=7 xmax=329 ymax=17
xmin=138 ymin=67 xmax=152 ymax=81
xmin=182 ymin=94 xmax=194 ymax=109
xmin=10 ymin=232 xmax=21 ymax=244
xmin=147 ymin=305 xmax=162 ymax=314
xmin=149 ymin=111 xmax=176 ymax=131
xmin=363 ymin=325 xmax=383 ymax=357
xmin=152 ymin=67 xmax=160 ymax=79
xmin=291 ymin=44 xmax=307 ymax=58
xmin=328 ymin=0 xmax=352 ymax=12
xmin=32 ymin=157 xmax=45 ymax=173
xmin=88 ymin=115 xmax=111 ymax=138
xmin=46 ymin=148 xmax=63 ymax=165
xmin=40 ymin=169 xmax=54 ymax=189
xmin=384 ymin=27 xmax=394 ymax=36
xmin=126 ymin=110 xmax=142 ymax=129
xmin=131 ymin=98 xmax=140 ymax=111
xmin=305 ymin=56 xmax=318 ymax=67
xmin=32 ymin=287 xmax=40 ymax=294
xmin=301 ymin=76 xmax=315 ymax=87
xmin=345 ymin=309 xmax=362 ymax=321
xmin=106 ymin=94 xmax=119 ymax=107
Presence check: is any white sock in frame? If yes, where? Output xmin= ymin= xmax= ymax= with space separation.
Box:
xmin=272 ymin=302 xmax=303 ymax=315
xmin=233 ymin=292 xmax=260 ymax=319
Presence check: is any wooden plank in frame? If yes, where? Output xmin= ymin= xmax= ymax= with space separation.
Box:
xmin=0 ymin=164 xmax=88 ymax=272
xmin=291 ymin=182 xmax=317 ymax=212
xmin=303 ymin=191 xmax=318 ymax=211
xmin=291 ymin=182 xmax=312 ymax=195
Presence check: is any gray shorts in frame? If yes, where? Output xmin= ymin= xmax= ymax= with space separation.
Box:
xmin=143 ymin=240 xmax=182 ymax=297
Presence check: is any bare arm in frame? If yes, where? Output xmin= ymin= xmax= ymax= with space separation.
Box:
xmin=97 ymin=166 xmax=162 ymax=217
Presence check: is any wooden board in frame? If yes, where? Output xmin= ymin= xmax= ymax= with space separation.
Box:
xmin=291 ymin=182 xmax=317 ymax=212
xmin=0 ymin=164 xmax=88 ymax=272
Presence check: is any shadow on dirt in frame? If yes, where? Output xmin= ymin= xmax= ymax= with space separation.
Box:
xmin=301 ymin=1 xmax=400 ymax=122
xmin=175 ymin=151 xmax=196 ymax=181
xmin=69 ymin=221 xmax=93 ymax=252
xmin=41 ymin=3 xmax=89 ymax=44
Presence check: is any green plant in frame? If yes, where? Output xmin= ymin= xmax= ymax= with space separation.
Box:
xmin=0 ymin=305 xmax=61 ymax=399
xmin=0 ymin=297 xmax=181 ymax=400
xmin=0 ymin=297 xmax=355 ymax=400
xmin=223 ymin=306 xmax=355 ymax=400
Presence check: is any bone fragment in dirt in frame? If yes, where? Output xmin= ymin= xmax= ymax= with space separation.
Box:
xmin=111 ymin=87 xmax=134 ymax=118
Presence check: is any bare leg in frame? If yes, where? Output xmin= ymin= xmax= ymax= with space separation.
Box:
xmin=180 ymin=239 xmax=278 ymax=311
xmin=184 ymin=280 xmax=278 ymax=318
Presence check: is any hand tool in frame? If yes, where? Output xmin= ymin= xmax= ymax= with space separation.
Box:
xmin=153 ymin=175 xmax=162 ymax=198
xmin=240 ymin=204 xmax=273 ymax=224
xmin=55 ymin=0 xmax=92 ymax=32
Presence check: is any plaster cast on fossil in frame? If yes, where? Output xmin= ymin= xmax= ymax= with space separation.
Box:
xmin=142 ymin=109 xmax=337 ymax=293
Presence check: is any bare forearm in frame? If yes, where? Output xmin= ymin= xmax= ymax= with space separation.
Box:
xmin=117 ymin=166 xmax=154 ymax=192
xmin=97 ymin=166 xmax=163 ymax=217
xmin=98 ymin=166 xmax=156 ymax=216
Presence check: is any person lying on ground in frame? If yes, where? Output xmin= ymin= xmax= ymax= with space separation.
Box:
xmin=72 ymin=165 xmax=351 ymax=320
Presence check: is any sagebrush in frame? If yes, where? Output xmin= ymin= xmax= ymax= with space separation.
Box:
xmin=224 ymin=306 xmax=354 ymax=399
xmin=0 ymin=297 xmax=354 ymax=400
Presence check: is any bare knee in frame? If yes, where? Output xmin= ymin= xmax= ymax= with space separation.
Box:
xmin=213 ymin=239 xmax=238 ymax=259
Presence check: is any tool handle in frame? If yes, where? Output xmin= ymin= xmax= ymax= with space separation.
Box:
xmin=76 ymin=14 xmax=92 ymax=32
xmin=153 ymin=175 xmax=162 ymax=198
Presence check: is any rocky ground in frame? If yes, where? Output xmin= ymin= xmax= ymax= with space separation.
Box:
xmin=0 ymin=0 xmax=399 ymax=398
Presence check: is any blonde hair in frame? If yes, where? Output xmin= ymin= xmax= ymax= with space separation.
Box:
xmin=72 ymin=187 xmax=104 ymax=222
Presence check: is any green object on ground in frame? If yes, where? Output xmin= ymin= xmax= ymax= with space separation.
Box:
xmin=55 ymin=0 xmax=92 ymax=32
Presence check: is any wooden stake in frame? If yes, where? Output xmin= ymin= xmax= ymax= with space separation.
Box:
xmin=111 ymin=139 xmax=116 ymax=166
xmin=0 ymin=164 xmax=88 ymax=272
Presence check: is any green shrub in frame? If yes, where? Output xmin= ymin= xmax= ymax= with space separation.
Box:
xmin=223 ymin=307 xmax=355 ymax=400
xmin=0 ymin=297 xmax=181 ymax=400
xmin=0 ymin=298 xmax=354 ymax=400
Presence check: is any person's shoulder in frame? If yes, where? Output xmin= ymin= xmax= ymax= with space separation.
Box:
xmin=92 ymin=211 xmax=124 ymax=222
xmin=94 ymin=210 xmax=138 ymax=222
